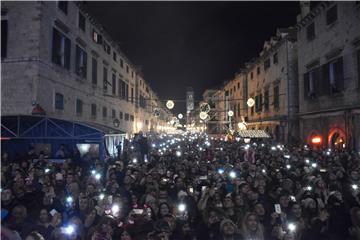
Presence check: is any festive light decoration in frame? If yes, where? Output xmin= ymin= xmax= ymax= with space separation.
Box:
xmin=166 ymin=100 xmax=175 ymax=109
xmin=228 ymin=110 xmax=234 ymax=117
xmin=247 ymin=98 xmax=255 ymax=107
xmin=199 ymin=112 xmax=208 ymax=120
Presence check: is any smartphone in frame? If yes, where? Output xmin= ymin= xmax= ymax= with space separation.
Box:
xmin=199 ymin=176 xmax=207 ymax=180
xmin=320 ymin=168 xmax=327 ymax=173
xmin=50 ymin=209 xmax=58 ymax=216
xmin=274 ymin=204 xmax=282 ymax=214
xmin=201 ymin=186 xmax=207 ymax=192
xmin=189 ymin=187 xmax=194 ymax=193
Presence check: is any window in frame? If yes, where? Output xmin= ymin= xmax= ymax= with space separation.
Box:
xmin=130 ymin=115 xmax=134 ymax=122
xmin=1 ymin=20 xmax=8 ymax=58
xmin=255 ymin=94 xmax=262 ymax=112
xmin=304 ymin=68 xmax=320 ymax=99
xmin=131 ymin=88 xmax=134 ymax=103
xmin=55 ymin=93 xmax=64 ymax=110
xmin=92 ymin=58 xmax=97 ymax=85
xmin=322 ymin=57 xmax=344 ymax=94
xmin=52 ymin=28 xmax=71 ymax=69
xmin=118 ymin=78 xmax=122 ymax=98
xmin=78 ymin=12 xmax=86 ymax=31
xmin=140 ymin=95 xmax=146 ymax=108
xmin=92 ymin=30 xmax=102 ymax=44
xmin=357 ymin=50 xmax=360 ymax=87
xmin=257 ymin=66 xmax=261 ymax=75
xmin=119 ymin=112 xmax=123 ymax=120
xmin=103 ymin=42 xmax=110 ymax=54
xmin=326 ymin=5 xmax=337 ymax=25
xmin=237 ymin=82 xmax=240 ymax=89
xmin=120 ymin=59 xmax=124 ymax=68
xmin=125 ymin=113 xmax=129 ymax=121
xmin=75 ymin=45 xmax=87 ymax=78
xmin=113 ymin=52 xmax=117 ymax=62
xmin=112 ymin=109 xmax=116 ymax=119
xmin=126 ymin=65 xmax=129 ymax=73
xmin=264 ymin=90 xmax=269 ymax=111
xmin=112 ymin=73 xmax=116 ymax=95
xmin=250 ymin=72 xmax=254 ymax=79
xmin=264 ymin=59 xmax=271 ymax=70
xmin=76 ymin=99 xmax=83 ymax=115
xmin=125 ymin=84 xmax=129 ymax=101
xmin=103 ymin=67 xmax=108 ymax=92
xmin=237 ymin=103 xmax=241 ymax=117
xmin=273 ymin=86 xmax=279 ymax=109
xmin=91 ymin=104 xmax=97 ymax=117
xmin=120 ymin=80 xmax=126 ymax=99
xmin=145 ymin=120 xmax=149 ymax=125
xmin=102 ymin=107 xmax=107 ymax=118
xmin=307 ymin=22 xmax=315 ymax=41
xmin=273 ymin=53 xmax=278 ymax=64
xmin=58 ymin=1 xmax=68 ymax=14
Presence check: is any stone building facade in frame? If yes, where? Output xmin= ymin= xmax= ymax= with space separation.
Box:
xmin=296 ymin=2 xmax=360 ymax=150
xmin=1 ymin=1 xmax=170 ymax=136
xmin=243 ymin=28 xmax=299 ymax=143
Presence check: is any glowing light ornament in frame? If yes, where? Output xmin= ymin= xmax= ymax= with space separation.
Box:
xmin=247 ymin=98 xmax=255 ymax=107
xmin=166 ymin=100 xmax=175 ymax=109
xmin=199 ymin=111 xmax=208 ymax=120
xmin=227 ymin=110 xmax=234 ymax=117
xmin=178 ymin=113 xmax=183 ymax=119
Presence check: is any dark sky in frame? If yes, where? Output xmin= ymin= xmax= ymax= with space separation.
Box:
xmin=86 ymin=1 xmax=299 ymax=114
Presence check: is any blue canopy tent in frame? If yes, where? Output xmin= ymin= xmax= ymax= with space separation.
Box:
xmin=1 ymin=115 xmax=126 ymax=161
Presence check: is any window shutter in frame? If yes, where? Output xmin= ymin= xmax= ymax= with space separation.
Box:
xmin=314 ymin=67 xmax=321 ymax=96
xmin=304 ymin=72 xmax=309 ymax=99
xmin=335 ymin=57 xmax=344 ymax=91
xmin=320 ymin=64 xmax=330 ymax=96
xmin=65 ymin=38 xmax=71 ymax=70
xmin=52 ymin=29 xmax=60 ymax=64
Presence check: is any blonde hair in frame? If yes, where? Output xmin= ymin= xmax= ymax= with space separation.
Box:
xmin=241 ymin=212 xmax=264 ymax=240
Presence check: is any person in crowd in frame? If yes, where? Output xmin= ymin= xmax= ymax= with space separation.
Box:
xmin=1 ymin=132 xmax=360 ymax=240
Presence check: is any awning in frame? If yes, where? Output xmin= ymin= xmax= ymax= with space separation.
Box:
xmin=237 ymin=130 xmax=270 ymax=138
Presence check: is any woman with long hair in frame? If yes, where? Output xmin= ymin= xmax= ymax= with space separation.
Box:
xmin=240 ymin=212 xmax=264 ymax=240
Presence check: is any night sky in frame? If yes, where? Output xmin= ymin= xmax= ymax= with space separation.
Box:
xmin=86 ymin=1 xmax=299 ymax=114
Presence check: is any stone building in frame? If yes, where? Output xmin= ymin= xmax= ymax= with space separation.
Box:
xmin=296 ymin=2 xmax=360 ymax=150
xmin=244 ymin=28 xmax=299 ymax=143
xmin=223 ymin=72 xmax=247 ymax=131
xmin=1 ymin=1 xmax=170 ymax=136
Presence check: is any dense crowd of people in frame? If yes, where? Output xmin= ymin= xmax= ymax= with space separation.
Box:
xmin=2 ymin=132 xmax=360 ymax=240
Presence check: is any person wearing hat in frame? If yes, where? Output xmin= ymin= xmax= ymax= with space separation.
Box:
xmin=220 ymin=218 xmax=241 ymax=240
